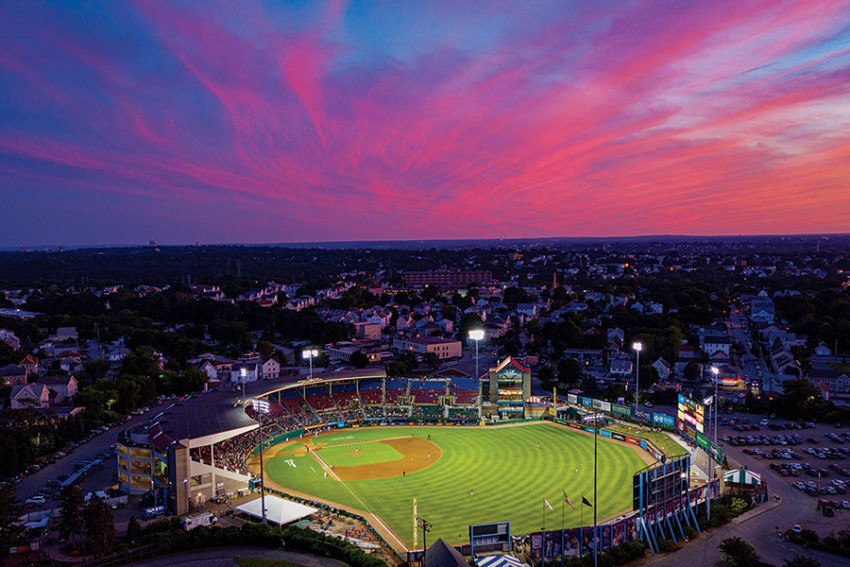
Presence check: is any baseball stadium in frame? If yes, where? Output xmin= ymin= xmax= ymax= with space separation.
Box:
xmin=117 ymin=357 xmax=698 ymax=557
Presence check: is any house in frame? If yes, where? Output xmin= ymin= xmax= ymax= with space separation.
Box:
xmin=563 ymin=348 xmax=604 ymax=368
xmin=750 ymin=296 xmax=775 ymax=324
xmin=814 ymin=342 xmax=833 ymax=357
xmin=652 ymin=358 xmax=672 ymax=382
xmin=808 ymin=365 xmax=850 ymax=398
xmin=609 ymin=358 xmax=633 ymax=377
xmin=10 ymin=383 xmax=50 ymax=409
xmin=392 ymin=336 xmax=462 ymax=360
xmin=353 ymin=322 xmax=381 ymax=341
xmin=607 ymin=327 xmax=625 ymax=346
xmin=261 ymin=356 xmax=281 ymax=379
xmin=38 ymin=375 xmax=78 ymax=402
xmin=0 ymin=329 xmax=21 ymax=350
xmin=0 ymin=364 xmax=27 ymax=386
xmin=230 ymin=362 xmax=259 ymax=383
xmin=703 ymin=336 xmax=731 ymax=358
xmin=198 ymin=360 xmax=219 ymax=381
xmin=19 ymin=354 xmax=39 ymax=376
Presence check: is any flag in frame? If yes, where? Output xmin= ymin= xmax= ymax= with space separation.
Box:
xmin=563 ymin=491 xmax=575 ymax=510
xmin=544 ymin=498 xmax=554 ymax=511
xmin=582 ymin=495 xmax=593 ymax=508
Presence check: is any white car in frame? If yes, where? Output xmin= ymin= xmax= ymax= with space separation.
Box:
xmin=842 ymin=501 xmax=850 ymax=509
xmin=25 ymin=495 xmax=46 ymax=506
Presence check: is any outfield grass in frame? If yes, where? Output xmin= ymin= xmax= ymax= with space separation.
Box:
xmin=264 ymin=422 xmax=646 ymax=548
xmin=604 ymin=423 xmax=688 ymax=457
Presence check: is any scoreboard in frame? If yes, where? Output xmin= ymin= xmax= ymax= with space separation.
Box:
xmin=469 ymin=521 xmax=511 ymax=558
xmin=633 ymin=456 xmax=690 ymax=512
xmin=676 ymin=394 xmax=705 ymax=435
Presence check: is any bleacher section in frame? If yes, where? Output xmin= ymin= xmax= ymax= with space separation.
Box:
xmin=384 ymin=378 xmax=408 ymax=404
xmin=358 ymin=378 xmax=383 ymax=406
xmin=409 ymin=379 xmax=446 ymax=404
xmin=449 ymin=377 xmax=479 ymax=405
xmin=304 ymin=386 xmax=336 ymax=411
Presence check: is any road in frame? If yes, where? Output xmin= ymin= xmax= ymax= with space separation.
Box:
xmin=124 ymin=546 xmax=348 ymax=567
xmin=16 ymin=401 xmax=170 ymax=505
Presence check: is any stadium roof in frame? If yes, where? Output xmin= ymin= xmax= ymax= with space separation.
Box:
xmin=425 ymin=538 xmax=467 ymax=567
xmin=142 ymin=370 xmax=390 ymax=444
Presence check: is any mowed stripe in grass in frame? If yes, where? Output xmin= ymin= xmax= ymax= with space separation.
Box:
xmin=265 ymin=423 xmax=645 ymax=547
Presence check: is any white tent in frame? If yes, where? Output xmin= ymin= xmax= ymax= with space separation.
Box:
xmin=724 ymin=468 xmax=762 ymax=486
xmin=235 ymin=495 xmax=317 ymax=526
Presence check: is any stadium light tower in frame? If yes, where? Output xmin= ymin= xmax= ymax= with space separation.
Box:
xmin=252 ymin=398 xmax=270 ymax=525
xmin=707 ymin=365 xmax=720 ymax=520
xmin=240 ymin=366 xmax=247 ymax=400
xmin=302 ymin=348 xmax=319 ymax=380
xmin=468 ymin=329 xmax=485 ymax=379
xmin=632 ymin=342 xmax=643 ymax=416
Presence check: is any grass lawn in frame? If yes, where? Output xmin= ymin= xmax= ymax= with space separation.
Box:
xmin=605 ymin=423 xmax=688 ymax=457
xmin=264 ymin=422 xmax=646 ymax=548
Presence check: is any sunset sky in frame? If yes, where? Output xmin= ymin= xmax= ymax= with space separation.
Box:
xmin=1 ymin=1 xmax=849 ymax=246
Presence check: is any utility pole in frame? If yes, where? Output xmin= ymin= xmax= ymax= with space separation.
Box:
xmin=416 ymin=517 xmax=432 ymax=567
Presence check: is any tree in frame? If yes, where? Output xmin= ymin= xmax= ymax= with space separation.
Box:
xmin=126 ymin=515 xmax=141 ymax=543
xmin=557 ymin=358 xmax=584 ymax=390
xmin=349 ymin=350 xmax=369 ymax=369
xmin=256 ymin=340 xmax=275 ymax=360
xmin=423 ymin=352 xmax=441 ymax=371
xmin=0 ymin=484 xmax=23 ymax=556
xmin=639 ymin=364 xmax=659 ymax=388
xmin=783 ymin=555 xmax=820 ymax=567
xmin=719 ymin=536 xmax=760 ymax=567
xmin=58 ymin=485 xmax=85 ymax=549
xmin=683 ymin=360 xmax=701 ymax=382
xmin=84 ymin=494 xmax=115 ymax=555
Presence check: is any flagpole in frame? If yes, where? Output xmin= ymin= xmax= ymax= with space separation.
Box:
xmin=593 ymin=415 xmax=598 ymax=567
xmin=561 ymin=493 xmax=565 ymax=567
xmin=541 ymin=499 xmax=546 ymax=567
xmin=580 ymin=503 xmax=584 ymax=559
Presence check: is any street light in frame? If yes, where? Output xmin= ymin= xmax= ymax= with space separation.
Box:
xmin=468 ymin=329 xmax=485 ymax=379
xmin=252 ymin=398 xmax=270 ymax=525
xmin=708 ymin=365 xmax=719 ymax=520
xmin=240 ymin=366 xmax=247 ymax=400
xmin=416 ymin=517 xmax=432 ymax=567
xmin=632 ymin=342 xmax=643 ymax=416
xmin=302 ymin=348 xmax=319 ymax=380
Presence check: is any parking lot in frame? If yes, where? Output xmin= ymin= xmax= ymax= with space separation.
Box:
xmin=719 ymin=415 xmax=850 ymax=516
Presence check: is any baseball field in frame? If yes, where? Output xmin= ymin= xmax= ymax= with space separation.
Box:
xmin=259 ymin=421 xmax=650 ymax=550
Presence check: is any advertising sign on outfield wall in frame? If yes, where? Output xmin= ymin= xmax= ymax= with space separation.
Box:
xmin=568 ymin=394 xmax=578 ymax=404
xmin=593 ymin=399 xmax=612 ymax=412
xmin=579 ymin=396 xmax=593 ymax=408
xmin=612 ymin=403 xmax=631 ymax=416
xmin=652 ymin=413 xmax=675 ymax=428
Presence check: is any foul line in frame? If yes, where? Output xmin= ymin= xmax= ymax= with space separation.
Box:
xmin=306 ymin=446 xmax=409 ymax=552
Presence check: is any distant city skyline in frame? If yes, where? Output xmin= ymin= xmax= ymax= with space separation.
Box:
xmin=1 ymin=1 xmax=849 ymax=246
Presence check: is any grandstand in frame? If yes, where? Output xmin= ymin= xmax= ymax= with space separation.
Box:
xmin=118 ymin=366 xmax=494 ymax=516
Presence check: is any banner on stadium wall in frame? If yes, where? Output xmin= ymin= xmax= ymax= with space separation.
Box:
xmin=593 ymin=399 xmax=612 ymax=412
xmin=696 ymin=431 xmax=709 ymax=450
xmin=612 ymin=403 xmax=631 ymax=417
xmin=611 ymin=432 xmax=626 ymax=442
xmin=625 ymin=436 xmax=640 ymax=445
xmin=579 ymin=396 xmax=593 ymax=408
xmin=568 ymin=394 xmax=578 ymax=404
xmin=652 ymin=413 xmax=675 ymax=428
xmin=569 ymin=422 xmax=583 ymax=430
xmin=583 ymin=426 xmax=596 ymax=434
xmin=600 ymin=429 xmax=611 ymax=438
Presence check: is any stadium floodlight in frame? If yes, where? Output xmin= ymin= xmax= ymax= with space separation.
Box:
xmin=252 ymin=398 xmax=270 ymax=415
xmin=632 ymin=342 xmax=643 ymax=415
xmin=469 ymin=329 xmax=485 ymax=378
xmin=240 ymin=366 xmax=247 ymax=399
xmin=251 ymin=398 xmax=270 ymax=525
xmin=302 ymin=348 xmax=319 ymax=380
